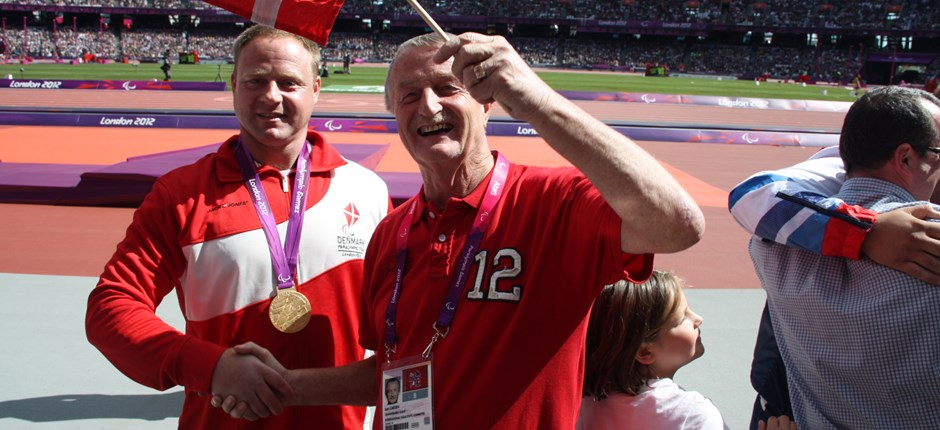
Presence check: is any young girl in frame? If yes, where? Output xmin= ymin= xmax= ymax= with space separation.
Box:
xmin=577 ymin=270 xmax=730 ymax=430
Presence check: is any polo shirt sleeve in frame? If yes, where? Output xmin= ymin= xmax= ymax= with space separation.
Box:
xmin=550 ymin=168 xmax=653 ymax=287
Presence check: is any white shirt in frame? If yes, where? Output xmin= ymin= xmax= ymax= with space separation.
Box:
xmin=576 ymin=378 xmax=729 ymax=430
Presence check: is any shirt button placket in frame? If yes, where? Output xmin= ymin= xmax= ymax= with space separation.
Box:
xmin=428 ymin=209 xmax=449 ymax=277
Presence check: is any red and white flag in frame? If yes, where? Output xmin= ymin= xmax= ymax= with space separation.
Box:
xmin=204 ymin=0 xmax=344 ymax=46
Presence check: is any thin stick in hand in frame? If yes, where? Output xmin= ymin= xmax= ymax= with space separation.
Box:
xmin=404 ymin=0 xmax=449 ymax=41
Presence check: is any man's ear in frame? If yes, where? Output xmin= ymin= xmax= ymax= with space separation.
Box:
xmin=897 ymin=143 xmax=914 ymax=164
xmin=636 ymin=343 xmax=656 ymax=366
xmin=311 ymin=75 xmax=321 ymax=102
xmin=888 ymin=143 xmax=917 ymax=176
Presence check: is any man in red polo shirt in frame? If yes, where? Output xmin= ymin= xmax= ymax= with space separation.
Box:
xmin=215 ymin=31 xmax=704 ymax=429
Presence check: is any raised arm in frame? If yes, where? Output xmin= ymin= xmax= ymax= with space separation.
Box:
xmin=436 ymin=33 xmax=704 ymax=254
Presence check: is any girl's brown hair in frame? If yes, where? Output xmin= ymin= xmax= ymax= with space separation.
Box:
xmin=583 ymin=270 xmax=684 ymax=399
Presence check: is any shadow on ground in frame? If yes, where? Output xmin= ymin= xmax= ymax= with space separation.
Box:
xmin=0 ymin=391 xmax=183 ymax=422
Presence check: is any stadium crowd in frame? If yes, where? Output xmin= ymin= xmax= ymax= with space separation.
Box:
xmin=0 ymin=0 xmax=937 ymax=83
xmin=2 ymin=0 xmax=939 ymax=30
xmin=1 ymin=23 xmax=935 ymax=85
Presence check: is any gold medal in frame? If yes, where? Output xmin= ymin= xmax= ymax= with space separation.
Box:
xmin=269 ymin=287 xmax=311 ymax=333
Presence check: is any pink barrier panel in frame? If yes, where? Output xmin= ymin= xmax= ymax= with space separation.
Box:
xmin=558 ymin=91 xmax=851 ymax=113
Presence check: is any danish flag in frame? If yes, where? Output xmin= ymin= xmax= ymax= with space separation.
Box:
xmin=204 ymin=0 xmax=344 ymax=46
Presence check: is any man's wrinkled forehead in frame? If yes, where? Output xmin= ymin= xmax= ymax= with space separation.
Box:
xmin=395 ymin=67 xmax=457 ymax=89
xmin=391 ymin=49 xmax=456 ymax=86
xmin=394 ymin=44 xmax=449 ymax=72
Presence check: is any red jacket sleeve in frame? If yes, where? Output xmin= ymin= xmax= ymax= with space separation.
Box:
xmin=85 ymin=180 xmax=226 ymax=393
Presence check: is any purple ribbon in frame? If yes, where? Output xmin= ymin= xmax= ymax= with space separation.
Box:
xmin=384 ymin=152 xmax=509 ymax=352
xmin=235 ymin=138 xmax=312 ymax=290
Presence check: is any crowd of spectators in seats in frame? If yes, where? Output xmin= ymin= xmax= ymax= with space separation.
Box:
xmin=0 ymin=24 xmax=914 ymax=85
xmin=183 ymin=31 xmax=234 ymax=60
xmin=513 ymin=37 xmax=560 ymax=67
xmin=2 ymin=0 xmax=939 ymax=30
xmin=0 ymin=0 xmax=935 ymax=85
xmin=559 ymin=39 xmax=622 ymax=69
xmin=0 ymin=27 xmax=423 ymax=66
xmin=1 ymin=26 xmax=119 ymax=60
xmin=120 ymin=30 xmax=183 ymax=60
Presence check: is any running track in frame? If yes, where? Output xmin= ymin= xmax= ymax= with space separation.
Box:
xmin=0 ymin=88 xmax=844 ymax=290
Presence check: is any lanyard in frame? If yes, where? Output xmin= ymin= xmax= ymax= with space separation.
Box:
xmin=234 ymin=138 xmax=312 ymax=290
xmin=384 ymin=152 xmax=509 ymax=360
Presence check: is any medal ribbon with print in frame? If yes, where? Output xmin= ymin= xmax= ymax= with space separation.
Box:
xmin=384 ymin=152 xmax=509 ymax=359
xmin=235 ymin=137 xmax=313 ymax=333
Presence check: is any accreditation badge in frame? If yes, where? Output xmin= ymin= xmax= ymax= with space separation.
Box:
xmin=381 ymin=355 xmax=434 ymax=430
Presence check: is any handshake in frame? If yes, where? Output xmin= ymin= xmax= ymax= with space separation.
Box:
xmin=207 ymin=342 xmax=378 ymax=421
xmin=208 ymin=342 xmax=293 ymax=421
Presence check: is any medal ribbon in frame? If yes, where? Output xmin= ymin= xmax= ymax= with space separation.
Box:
xmin=235 ymin=137 xmax=312 ymax=290
xmin=384 ymin=152 xmax=509 ymax=357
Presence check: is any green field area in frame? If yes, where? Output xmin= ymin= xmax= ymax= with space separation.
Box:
xmin=0 ymin=62 xmax=859 ymax=101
